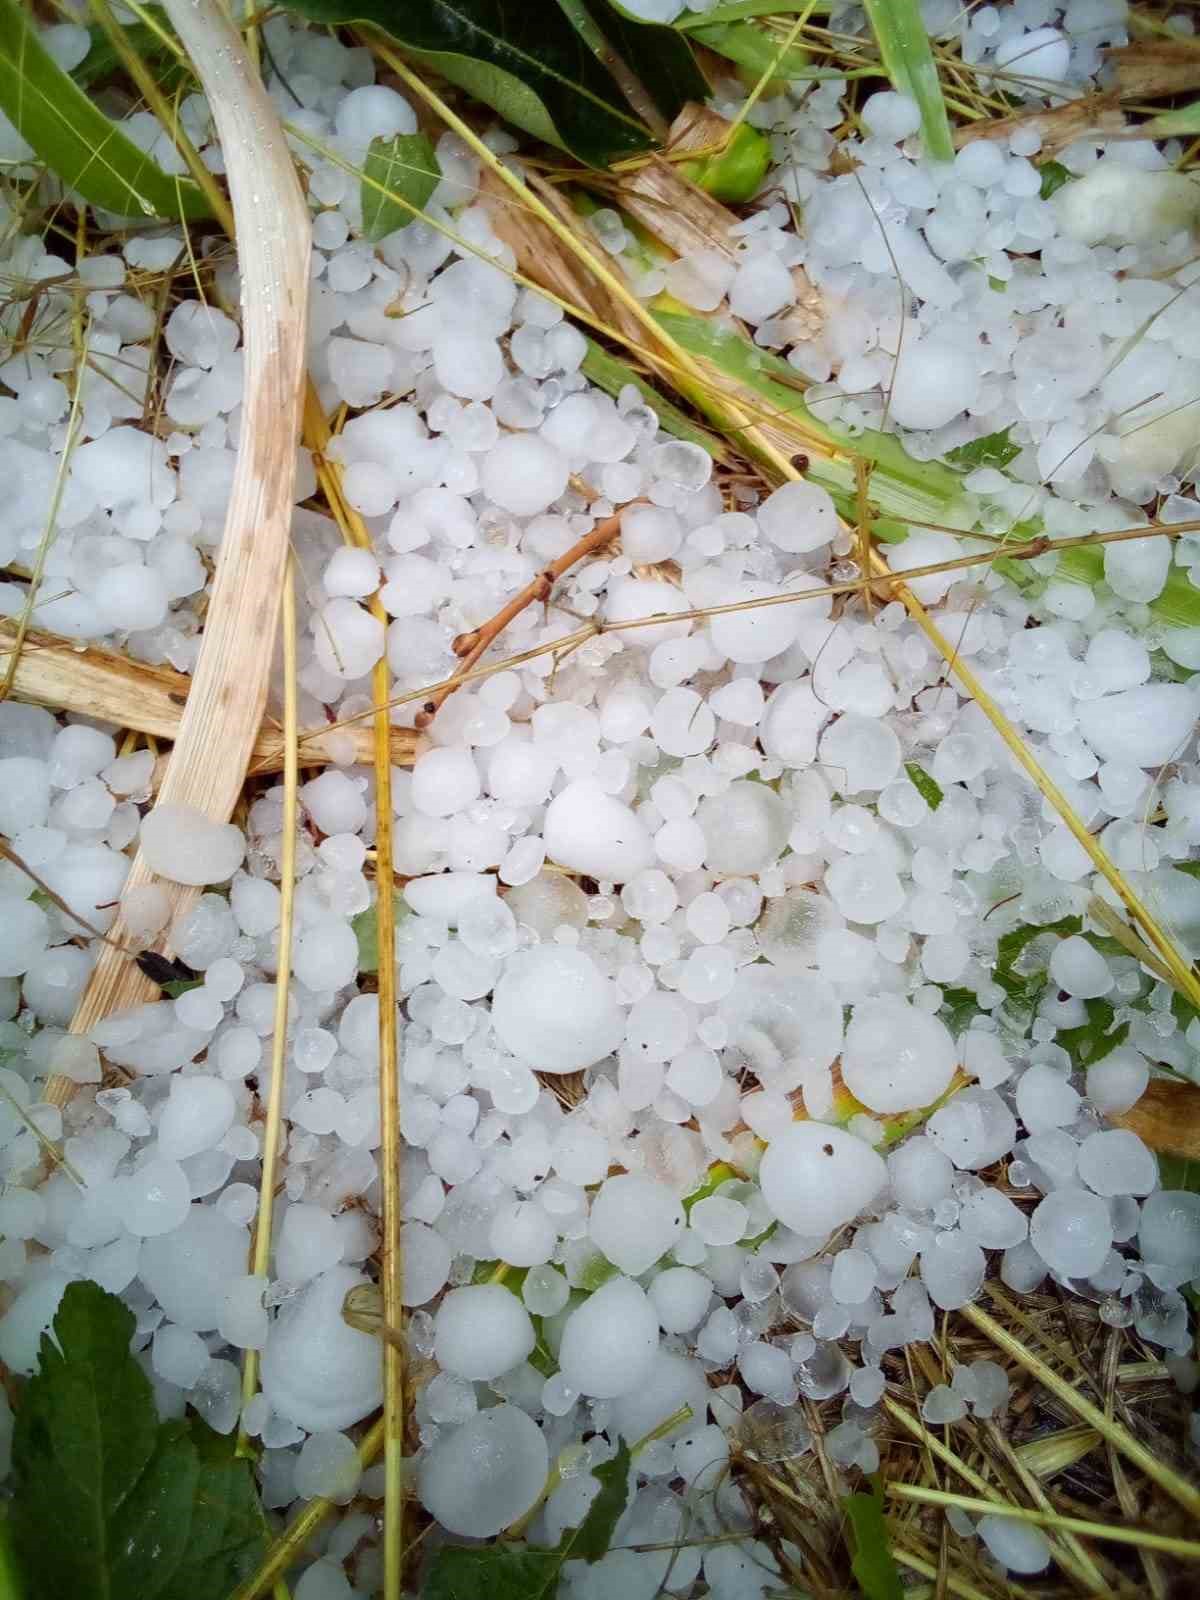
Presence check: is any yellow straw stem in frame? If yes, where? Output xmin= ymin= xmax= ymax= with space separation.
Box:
xmin=961 ymin=1301 xmax=1200 ymax=1520
xmin=238 ymin=556 xmax=298 ymax=1441
xmin=889 ymin=1483 xmax=1200 ymax=1560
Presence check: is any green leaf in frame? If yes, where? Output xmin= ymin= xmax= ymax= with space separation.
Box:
xmin=1149 ymin=99 xmax=1200 ymax=136
xmin=946 ymin=425 xmax=1021 ymax=472
xmin=73 ymin=18 xmax=186 ymax=93
xmin=903 ymin=762 xmax=944 ymax=811
xmin=0 ymin=0 xmax=211 ymax=221
xmin=351 ymin=889 xmax=407 ymax=974
xmin=595 ymin=2 xmax=709 ymax=121
xmin=681 ymin=122 xmax=771 ymax=201
xmin=424 ymin=1442 xmax=632 ymax=1599
xmin=843 ymin=1478 xmax=904 ymax=1600
xmin=1038 ymin=159 xmax=1072 ymax=199
xmin=676 ymin=1 xmax=818 ymax=25
xmin=10 ymin=1281 xmax=264 ymax=1600
xmin=580 ymin=338 xmax=730 ymax=460
xmin=162 ymin=978 xmax=203 ymax=998
xmin=361 ymin=132 xmax=441 ymax=241
xmin=0 ymin=1516 xmax=24 ymax=1600
xmin=1173 ymin=860 xmax=1200 ymax=881
xmin=1057 ymin=998 xmax=1128 ymax=1069
xmin=1157 ymin=1152 xmax=1200 ymax=1192
xmin=687 ymin=20 xmax=812 ymax=82
xmin=861 ymin=0 xmax=954 ymax=162
xmin=940 ymin=984 xmax=981 ymax=1034
xmin=279 ymin=0 xmax=658 ymax=167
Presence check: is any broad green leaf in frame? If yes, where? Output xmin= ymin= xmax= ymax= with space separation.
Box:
xmin=351 ymin=889 xmax=407 ymax=974
xmin=687 ymin=20 xmax=812 ymax=81
xmin=424 ymin=1442 xmax=633 ymax=1599
xmin=677 ymin=1 xmax=819 ymax=25
xmin=580 ymin=338 xmax=731 ymax=461
xmin=361 ymin=132 xmax=441 ymax=241
xmin=1038 ymin=159 xmax=1072 ymax=199
xmin=946 ymin=425 xmax=1021 ymax=471
xmin=843 ymin=1478 xmax=904 ymax=1600
xmin=904 ymin=762 xmax=944 ymax=811
xmin=681 ymin=122 xmax=771 ymax=201
xmin=1057 ymin=999 xmax=1129 ymax=1069
xmin=861 ymin=0 xmax=954 ymax=162
xmin=595 ymin=2 xmax=709 ymax=120
xmin=9 ymin=1282 xmax=264 ymax=1600
xmin=0 ymin=0 xmax=211 ymax=221
xmin=279 ymin=0 xmax=657 ymax=167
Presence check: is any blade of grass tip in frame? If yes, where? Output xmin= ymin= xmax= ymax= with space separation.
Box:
xmin=861 ymin=0 xmax=955 ymax=162
xmin=359 ymin=30 xmax=799 ymax=485
xmin=233 ymin=1417 xmax=386 ymax=1600
xmin=237 ymin=557 xmax=298 ymax=1452
xmin=961 ymin=1300 xmax=1200 ymax=1520
xmin=301 ymin=382 xmax=404 ymax=1594
xmin=888 ymin=1484 xmax=1200 ymax=1561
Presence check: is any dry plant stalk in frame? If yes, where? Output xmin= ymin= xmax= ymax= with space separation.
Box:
xmin=46 ymin=0 xmax=311 ymax=1109
xmin=0 ymin=619 xmax=417 ymax=774
xmin=415 ymin=503 xmax=632 ymax=728
xmin=1106 ymin=40 xmax=1200 ymax=100
xmin=954 ymin=90 xmax=1124 ymax=153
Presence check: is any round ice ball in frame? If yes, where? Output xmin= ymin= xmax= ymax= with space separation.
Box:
xmin=888 ymin=337 xmax=980 ymax=431
xmin=696 ymin=781 xmax=790 ymax=877
xmin=1077 ymin=1129 xmax=1156 ymax=1198
xmin=481 ymin=434 xmax=568 ymax=517
xmin=589 ymin=1174 xmax=685 ymax=1276
xmin=140 ymin=802 xmax=245 ymax=885
xmin=156 ymin=1074 xmax=236 ymax=1161
xmin=759 ymin=1122 xmax=887 ymax=1238
xmin=842 ymin=998 xmax=957 ymax=1113
xmin=139 ymin=1205 xmax=249 ymax=1331
xmin=261 ymin=1266 xmax=383 ymax=1432
xmin=1076 ymin=685 xmax=1197 ymax=768
xmin=611 ymin=1347 xmax=709 ymax=1444
xmin=709 ymin=581 xmax=801 ymax=664
xmin=1139 ymin=1190 xmax=1200 ymax=1273
xmin=0 ymin=1273 xmax=70 ymax=1376
xmin=649 ymin=1265 xmax=713 ymax=1333
xmin=978 ymin=1514 xmax=1052 ymax=1575
xmin=559 ymin=1275 xmax=659 ymax=1398
xmin=1029 ymin=1186 xmax=1112 ymax=1279
xmin=418 ymin=1404 xmax=548 ymax=1538
xmin=887 ymin=1136 xmax=954 ymax=1211
xmin=993 ymin=26 xmax=1069 ymax=85
xmin=1085 ymin=1046 xmax=1149 ymax=1115
xmin=491 ymin=946 xmax=624 ymax=1073
xmin=757 ymin=480 xmax=838 ymax=554
xmin=543 ymin=781 xmax=653 ymax=883
xmin=434 ymin=1284 xmax=535 ymax=1381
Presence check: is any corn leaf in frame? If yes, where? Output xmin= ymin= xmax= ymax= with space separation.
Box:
xmin=361 ymin=132 xmax=440 ymax=240
xmin=861 ymin=0 xmax=954 ymax=162
xmin=1055 ymin=544 xmax=1200 ymax=630
xmin=279 ymin=0 xmax=665 ymax=166
xmin=0 ymin=0 xmax=211 ymax=221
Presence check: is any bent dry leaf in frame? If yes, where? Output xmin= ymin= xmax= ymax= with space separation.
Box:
xmin=10 ymin=1281 xmax=264 ymax=1600
xmin=361 ymin=132 xmax=441 ymax=240
xmin=280 ymin=0 xmax=659 ymax=166
xmin=424 ymin=1441 xmax=633 ymax=1600
xmin=0 ymin=0 xmax=211 ymax=221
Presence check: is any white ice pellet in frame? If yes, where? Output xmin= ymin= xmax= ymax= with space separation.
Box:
xmin=559 ymin=1275 xmax=659 ymax=1398
xmin=842 ymin=998 xmax=957 ymax=1112
xmin=589 ymin=1173 xmax=684 ymax=1275
xmin=156 ymin=1075 xmax=236 ymax=1161
xmin=1030 ymin=1187 xmax=1113 ymax=1279
xmin=759 ymin=1123 xmax=887 ymax=1238
xmin=418 ymin=1404 xmax=548 ymax=1538
xmin=481 ymin=433 xmax=568 ymax=516
xmin=757 ymin=480 xmax=838 ymax=553
xmin=543 ymin=781 xmax=653 ymax=882
xmin=887 ymin=337 xmax=980 ymax=431
xmin=491 ymin=945 xmax=623 ymax=1073
xmin=649 ymin=1266 xmax=712 ymax=1333
xmin=1139 ymin=1191 xmax=1200 ymax=1274
xmin=294 ymin=1431 xmax=362 ymax=1505
xmin=434 ymin=1284 xmax=535 ymax=1380
xmin=139 ymin=1205 xmax=249 ymax=1330
xmin=261 ymin=1266 xmax=383 ymax=1432
xmin=978 ymin=1514 xmax=1052 ymax=1574
xmin=1076 ymin=684 xmax=1198 ymax=768
xmin=1049 ymin=934 xmax=1113 ymax=998
xmin=140 ymin=803 xmax=245 ymax=886
xmin=1077 ymin=1129 xmax=1156 ymax=1198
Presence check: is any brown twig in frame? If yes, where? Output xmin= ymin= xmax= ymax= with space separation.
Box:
xmin=414 ymin=501 xmax=636 ymax=729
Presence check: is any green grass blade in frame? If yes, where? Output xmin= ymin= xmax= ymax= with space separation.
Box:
xmin=1149 ymin=99 xmax=1200 ymax=136
xmin=861 ymin=0 xmax=954 ymax=162
xmin=0 ymin=0 xmax=211 ymax=220
xmin=581 ymin=337 xmax=733 ymax=461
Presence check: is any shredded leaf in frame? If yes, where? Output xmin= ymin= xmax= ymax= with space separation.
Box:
xmin=9 ymin=1282 xmax=264 ymax=1600
xmin=946 ymin=426 xmax=1021 ymax=471
xmin=903 ymin=761 xmax=944 ymax=811
xmin=361 ymin=132 xmax=441 ymax=240
xmin=424 ymin=1441 xmax=633 ymax=1599
xmin=843 ymin=1477 xmax=904 ymax=1600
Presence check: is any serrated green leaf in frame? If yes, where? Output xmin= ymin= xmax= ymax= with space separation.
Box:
xmin=0 ymin=0 xmax=211 ymax=221
xmin=9 ymin=1282 xmax=264 ymax=1600
xmin=903 ymin=762 xmax=943 ymax=811
xmin=843 ymin=1477 xmax=904 ymax=1600
xmin=595 ymin=2 xmax=709 ymax=119
xmin=946 ymin=425 xmax=1021 ymax=472
xmin=351 ymin=889 xmax=407 ymax=974
xmin=424 ymin=1441 xmax=632 ymax=1599
xmin=861 ymin=0 xmax=954 ymax=163
xmin=1038 ymin=159 xmax=1072 ymax=199
xmin=361 ymin=132 xmax=440 ymax=241
xmin=279 ymin=0 xmax=657 ymax=167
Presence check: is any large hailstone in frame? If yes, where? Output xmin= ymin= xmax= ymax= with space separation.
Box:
xmin=558 ymin=1276 xmax=659 ymax=1397
xmin=491 ymin=945 xmax=624 ymax=1073
xmin=433 ymin=1284 xmax=535 ymax=1380
xmin=717 ymin=968 xmax=843 ymax=1093
xmin=759 ymin=1123 xmax=887 ymax=1238
xmin=542 ymin=781 xmax=653 ymax=882
xmin=589 ymin=1174 xmax=685 ymax=1276
xmin=842 ymin=998 xmax=958 ymax=1113
xmin=261 ymin=1266 xmax=383 ymax=1432
xmin=418 ymin=1404 xmax=549 ymax=1538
